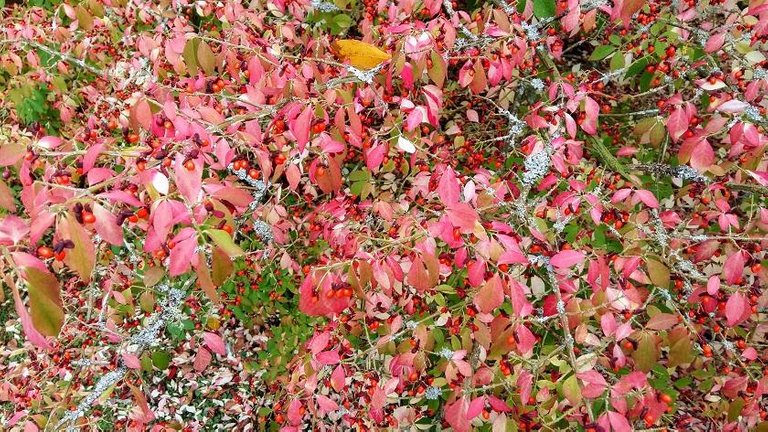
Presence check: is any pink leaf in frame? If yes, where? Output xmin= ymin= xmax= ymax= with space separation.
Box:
xmin=9 ymin=280 xmax=51 ymax=350
xmin=550 ymin=250 xmax=586 ymax=268
xmin=515 ymin=324 xmax=536 ymax=356
xmin=444 ymin=397 xmax=470 ymax=432
xmin=723 ymin=251 xmax=745 ymax=285
xmin=582 ymin=97 xmax=599 ymax=135
xmin=37 ymin=136 xmax=62 ymax=149
xmin=601 ymin=312 xmax=617 ymax=337
xmin=0 ymin=215 xmax=30 ymax=246
xmin=474 ymin=275 xmax=504 ymax=313
xmin=365 ymin=143 xmax=387 ymax=172
xmin=290 ymin=105 xmax=313 ymax=151
xmin=316 ymin=395 xmax=339 ymax=414
xmin=467 ymin=397 xmax=485 ymax=420
xmin=607 ymin=411 xmax=632 ymax=432
xmin=666 ymin=107 xmax=689 ymax=142
xmin=174 ymin=156 xmax=202 ymax=203
xmin=168 ymin=229 xmax=198 ymax=276
xmin=646 ymin=313 xmax=678 ymax=330
xmin=122 ymin=353 xmax=141 ymax=369
xmin=438 ymin=167 xmax=460 ymax=204
xmin=509 ymin=280 xmax=533 ymax=318
xmin=717 ymin=100 xmax=749 ymax=114
xmin=194 ymin=347 xmax=212 ymax=372
xmin=92 ymin=203 xmax=124 ymax=246
xmin=517 ymin=369 xmax=533 ymax=403
xmin=331 ymin=365 xmax=345 ymax=392
xmin=446 ymin=202 xmax=478 ymax=231
xmin=690 ymin=139 xmax=714 ymax=170
xmin=132 ymin=98 xmax=154 ymax=130
xmin=317 ymin=349 xmax=341 ymax=365
xmin=287 ymin=400 xmax=303 ymax=426
xmin=726 ymin=292 xmax=749 ymax=327
xmin=487 ymin=395 xmax=512 ymax=412
xmin=635 ymin=190 xmax=659 ymax=208
xmin=203 ymin=332 xmax=227 ymax=355
xmin=704 ymin=33 xmax=726 ymax=53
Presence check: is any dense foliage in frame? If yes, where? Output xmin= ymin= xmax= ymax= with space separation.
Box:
xmin=1 ymin=0 xmax=768 ymax=430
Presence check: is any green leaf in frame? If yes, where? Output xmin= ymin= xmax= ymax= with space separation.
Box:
xmin=183 ymin=38 xmax=200 ymax=76
xmin=63 ymin=215 xmax=96 ymax=283
xmin=532 ymin=0 xmax=556 ymax=17
xmin=625 ymin=57 xmax=650 ymax=78
xmin=610 ymin=51 xmax=625 ymax=71
xmin=589 ymin=45 xmax=616 ymax=61
xmin=332 ymin=13 xmax=352 ymax=29
xmin=646 ymin=257 xmax=670 ymax=288
xmin=206 ymin=229 xmax=245 ymax=258
xmin=197 ymin=40 xmax=217 ymax=76
xmin=728 ymin=398 xmax=745 ymax=422
xmin=348 ymin=169 xmax=371 ymax=182
xmin=562 ymin=374 xmax=583 ymax=405
xmin=25 ymin=267 xmax=64 ymax=336
xmin=75 ymin=5 xmax=94 ymax=31
xmin=151 ymin=351 xmax=171 ymax=369
xmin=211 ymin=246 xmax=234 ymax=286
xmin=428 ymin=50 xmax=446 ymax=88
xmin=632 ymin=332 xmax=659 ymax=372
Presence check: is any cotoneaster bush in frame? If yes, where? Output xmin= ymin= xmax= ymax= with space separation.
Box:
xmin=0 ymin=0 xmax=767 ymax=431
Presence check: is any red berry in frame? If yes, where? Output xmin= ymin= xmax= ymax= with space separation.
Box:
xmin=37 ymin=246 xmax=54 ymax=259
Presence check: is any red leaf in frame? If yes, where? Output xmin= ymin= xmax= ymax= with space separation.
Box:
xmin=550 ymin=250 xmax=585 ymax=268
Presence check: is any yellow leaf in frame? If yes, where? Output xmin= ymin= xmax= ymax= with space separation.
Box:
xmin=331 ymin=39 xmax=391 ymax=70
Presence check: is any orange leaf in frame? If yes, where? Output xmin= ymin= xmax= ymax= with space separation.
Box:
xmin=331 ymin=39 xmax=391 ymax=70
